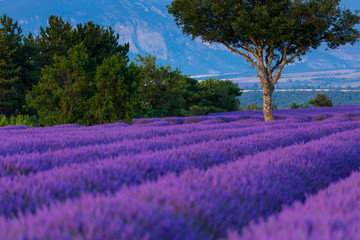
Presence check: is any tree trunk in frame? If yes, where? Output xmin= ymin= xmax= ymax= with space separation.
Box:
xmin=262 ymin=84 xmax=275 ymax=121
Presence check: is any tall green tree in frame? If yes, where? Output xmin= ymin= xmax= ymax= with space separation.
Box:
xmin=19 ymin=33 xmax=42 ymax=101
xmin=74 ymin=21 xmax=129 ymax=65
xmin=26 ymin=43 xmax=91 ymax=126
xmin=199 ymin=78 xmax=242 ymax=113
xmin=168 ymin=0 xmax=360 ymax=121
xmin=35 ymin=16 xmax=129 ymax=70
xmin=135 ymin=54 xmax=189 ymax=117
xmin=26 ymin=43 xmax=140 ymax=126
xmin=88 ymin=53 xmax=141 ymax=124
xmin=0 ymin=14 xmax=23 ymax=116
xmin=35 ymin=15 xmax=74 ymax=68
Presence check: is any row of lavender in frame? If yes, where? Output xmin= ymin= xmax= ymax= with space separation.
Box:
xmin=0 ymin=119 xmax=360 ymax=239
xmin=234 ymin=166 xmax=360 ymax=240
xmin=2 ymin=106 xmax=359 ymax=157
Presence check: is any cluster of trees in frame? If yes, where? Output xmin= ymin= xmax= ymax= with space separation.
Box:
xmin=290 ymin=102 xmax=310 ymax=109
xmin=135 ymin=55 xmax=242 ymax=118
xmin=239 ymin=101 xmax=278 ymax=111
xmin=0 ymin=14 xmax=242 ymax=126
xmin=291 ymin=94 xmax=333 ymax=109
xmin=241 ymin=90 xmax=346 ymax=109
xmin=238 ymin=93 xmax=332 ymax=111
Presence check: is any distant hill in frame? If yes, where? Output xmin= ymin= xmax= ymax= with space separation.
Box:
xmin=1 ymin=0 xmax=359 ymax=76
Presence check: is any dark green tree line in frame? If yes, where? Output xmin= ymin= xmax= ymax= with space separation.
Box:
xmin=1 ymin=14 xmax=243 ymax=126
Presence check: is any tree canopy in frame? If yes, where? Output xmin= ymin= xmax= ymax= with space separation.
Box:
xmin=168 ymin=0 xmax=360 ymax=120
xmin=0 ymin=14 xmax=23 ymax=116
xmin=308 ymin=93 xmax=333 ymax=107
xmin=26 ymin=43 xmax=140 ymax=126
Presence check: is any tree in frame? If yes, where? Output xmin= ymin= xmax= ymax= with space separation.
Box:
xmin=26 ymin=43 xmax=140 ymax=126
xmin=0 ymin=14 xmax=23 ymax=116
xmin=74 ymin=21 xmax=129 ymax=66
xmin=26 ymin=43 xmax=92 ymax=126
xmin=168 ymin=0 xmax=360 ymax=121
xmin=19 ymin=33 xmax=42 ymax=103
xmin=35 ymin=16 xmax=129 ymax=70
xmin=135 ymin=54 xmax=189 ymax=117
xmin=88 ymin=53 xmax=141 ymax=124
xmin=290 ymin=102 xmax=299 ymax=109
xmin=35 ymin=15 xmax=74 ymax=68
xmin=308 ymin=93 xmax=333 ymax=107
xmin=198 ymin=78 xmax=242 ymax=113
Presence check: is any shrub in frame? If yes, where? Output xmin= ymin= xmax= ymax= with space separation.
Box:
xmin=189 ymin=105 xmax=209 ymax=116
xmin=290 ymin=103 xmax=299 ymax=109
xmin=184 ymin=117 xmax=201 ymax=124
xmin=15 ymin=114 xmax=32 ymax=126
xmin=308 ymin=94 xmax=333 ymax=107
xmin=0 ymin=115 xmax=8 ymax=127
xmin=312 ymin=114 xmax=332 ymax=122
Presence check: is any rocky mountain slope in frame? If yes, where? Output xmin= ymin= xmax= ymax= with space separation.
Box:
xmin=1 ymin=0 xmax=359 ymax=76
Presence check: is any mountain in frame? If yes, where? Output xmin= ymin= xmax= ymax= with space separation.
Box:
xmin=1 ymin=0 xmax=360 ymax=77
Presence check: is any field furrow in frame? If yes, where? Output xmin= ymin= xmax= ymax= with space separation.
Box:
xmin=234 ymin=169 xmax=360 ymax=240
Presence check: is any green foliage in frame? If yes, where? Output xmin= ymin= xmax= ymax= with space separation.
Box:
xmin=189 ymin=105 xmax=211 ymax=116
xmin=0 ymin=115 xmax=8 ymax=126
xmin=168 ymin=0 xmax=360 ymax=59
xmin=272 ymin=99 xmax=278 ymax=110
xmin=134 ymin=56 xmax=242 ymax=118
xmin=312 ymin=114 xmax=331 ymax=122
xmin=246 ymin=103 xmax=262 ymax=111
xmin=1 ymin=14 xmax=130 ymax=119
xmin=14 ymin=114 xmax=32 ymax=126
xmin=197 ymin=78 xmax=242 ymax=114
xmin=88 ymin=53 xmax=141 ymax=124
xmin=26 ymin=43 xmax=140 ymax=126
xmin=183 ymin=117 xmax=201 ymax=124
xmin=308 ymin=94 xmax=333 ymax=107
xmin=2 ymin=14 xmax=245 ymax=125
xmin=22 ymin=15 xmax=134 ymax=126
xmin=168 ymin=0 xmax=360 ymax=120
xmin=0 ymin=114 xmax=34 ymax=127
xmin=10 ymin=115 xmax=15 ymax=125
xmin=183 ymin=77 xmax=202 ymax=111
xmin=290 ymin=102 xmax=310 ymax=109
xmin=19 ymin=33 xmax=42 ymax=111
xmin=135 ymin=54 xmax=190 ymax=117
xmin=35 ymin=16 xmax=74 ymax=68
xmin=0 ymin=14 xmax=23 ymax=116
xmin=26 ymin=43 xmax=90 ymax=125
xmin=240 ymin=90 xmax=359 ymax=109
xmin=74 ymin=21 xmax=129 ymax=66
xmin=290 ymin=102 xmax=299 ymax=109
xmin=35 ymin=16 xmax=129 ymax=71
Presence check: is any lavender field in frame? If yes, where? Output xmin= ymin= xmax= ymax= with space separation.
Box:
xmin=0 ymin=105 xmax=360 ymax=240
